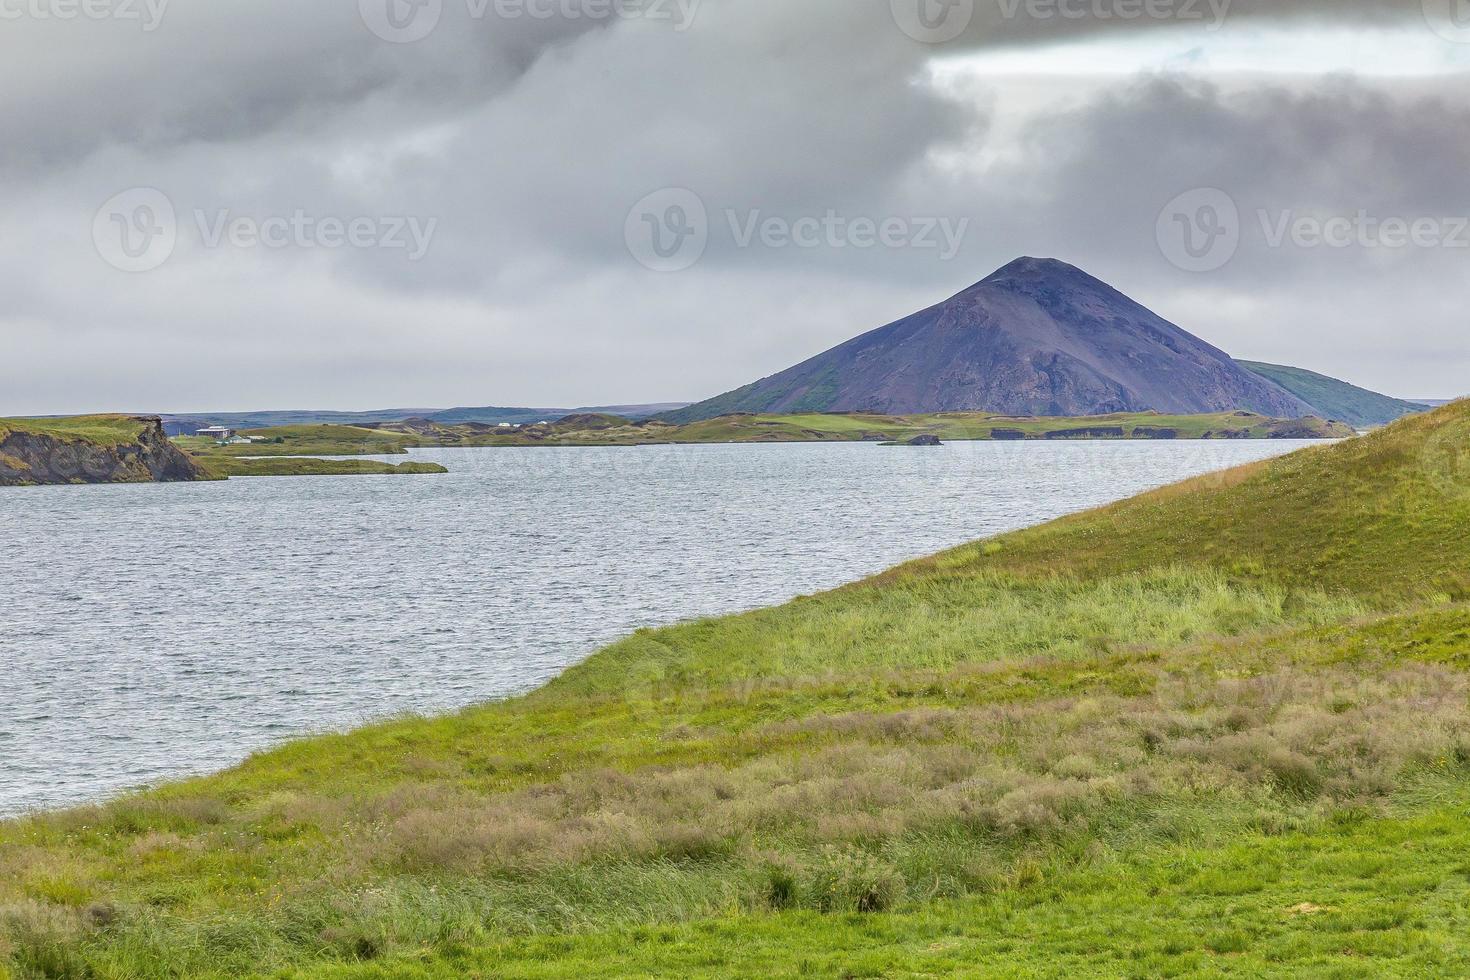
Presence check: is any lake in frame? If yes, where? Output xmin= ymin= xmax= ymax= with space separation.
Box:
xmin=0 ymin=440 xmax=1320 ymax=814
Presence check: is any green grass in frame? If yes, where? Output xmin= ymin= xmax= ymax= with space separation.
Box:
xmin=3 ymin=402 xmax=1469 ymax=978
xmin=176 ymin=425 xmax=418 ymax=458
xmin=196 ymin=457 xmax=448 ymax=478
xmin=206 ymin=411 xmax=1352 ymax=456
xmin=339 ymin=787 xmax=1470 ymax=978
xmin=0 ymin=415 xmax=152 ymax=447
xmin=540 ymin=410 xmax=1350 ymax=445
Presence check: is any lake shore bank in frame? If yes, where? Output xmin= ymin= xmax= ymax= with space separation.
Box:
xmin=2 ymin=405 xmax=1466 ymax=977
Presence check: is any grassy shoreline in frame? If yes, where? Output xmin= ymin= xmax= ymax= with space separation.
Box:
xmin=194 ymin=456 xmax=448 ymax=478
xmin=180 ymin=410 xmax=1354 ymax=458
xmin=2 ymin=403 xmax=1467 ymax=977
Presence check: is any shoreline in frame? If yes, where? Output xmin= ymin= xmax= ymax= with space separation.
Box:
xmin=5 ymin=408 xmax=1468 ymax=977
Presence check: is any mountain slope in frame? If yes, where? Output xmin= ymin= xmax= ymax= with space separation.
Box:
xmin=665 ymin=257 xmax=1316 ymax=423
xmin=1237 ymin=360 xmax=1428 ymax=428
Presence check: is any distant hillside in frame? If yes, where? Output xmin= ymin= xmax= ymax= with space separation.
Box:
xmin=1236 ymin=362 xmax=1428 ymax=428
xmin=663 ymin=258 xmax=1316 ymax=423
xmin=159 ymin=403 xmax=689 ymax=436
xmin=232 ymin=411 xmax=1348 ymax=452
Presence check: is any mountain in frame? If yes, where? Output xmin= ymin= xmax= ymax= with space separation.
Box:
xmin=1235 ymin=362 xmax=1429 ymax=429
xmin=662 ymin=258 xmax=1319 ymax=423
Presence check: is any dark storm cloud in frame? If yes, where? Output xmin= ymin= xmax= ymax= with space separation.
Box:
xmin=0 ymin=0 xmax=1442 ymax=175
xmin=0 ymin=0 xmax=1465 ymax=413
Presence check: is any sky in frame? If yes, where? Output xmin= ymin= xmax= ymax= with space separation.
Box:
xmin=3 ymin=0 xmax=1468 ymax=414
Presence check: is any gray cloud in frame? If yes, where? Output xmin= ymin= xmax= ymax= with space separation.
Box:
xmin=1 ymin=0 xmax=1466 ymax=414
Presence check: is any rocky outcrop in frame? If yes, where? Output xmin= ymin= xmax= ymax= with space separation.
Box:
xmin=0 ymin=417 xmax=206 ymax=486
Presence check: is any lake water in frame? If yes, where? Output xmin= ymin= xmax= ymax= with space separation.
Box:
xmin=0 ymin=440 xmax=1319 ymax=814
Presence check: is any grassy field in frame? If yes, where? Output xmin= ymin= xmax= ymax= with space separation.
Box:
xmin=175 ymin=426 xmax=418 ymax=458
xmin=2 ymin=402 xmax=1467 ymax=978
xmin=411 ymin=409 xmax=1352 ymax=446
xmin=0 ymin=416 xmax=153 ymax=447
xmin=192 ymin=411 xmax=1354 ymax=458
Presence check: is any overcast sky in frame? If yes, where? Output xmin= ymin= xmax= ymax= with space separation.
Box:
xmin=3 ymin=0 xmax=1467 ymax=414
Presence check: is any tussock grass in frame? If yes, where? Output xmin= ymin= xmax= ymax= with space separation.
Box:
xmin=0 ymin=415 xmax=151 ymax=447
xmin=3 ymin=402 xmax=1470 ymax=977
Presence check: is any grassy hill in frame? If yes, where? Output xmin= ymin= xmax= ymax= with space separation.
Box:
xmin=1238 ymin=361 xmax=1428 ymax=428
xmin=0 ymin=415 xmax=155 ymax=446
xmin=3 ymin=403 xmax=1469 ymax=976
xmin=173 ymin=424 xmax=420 ymax=457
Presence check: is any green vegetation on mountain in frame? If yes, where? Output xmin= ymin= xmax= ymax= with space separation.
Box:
xmin=1238 ymin=361 xmax=1429 ymax=428
xmin=3 ymin=403 xmax=1468 ymax=977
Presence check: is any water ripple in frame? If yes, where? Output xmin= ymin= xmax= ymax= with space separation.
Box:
xmin=0 ymin=440 xmax=1309 ymax=813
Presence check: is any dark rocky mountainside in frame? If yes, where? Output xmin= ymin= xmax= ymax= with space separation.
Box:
xmin=0 ymin=416 xmax=206 ymax=486
xmin=664 ymin=258 xmax=1319 ymax=423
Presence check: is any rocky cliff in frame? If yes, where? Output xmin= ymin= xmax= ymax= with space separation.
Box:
xmin=0 ymin=416 xmax=207 ymax=486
